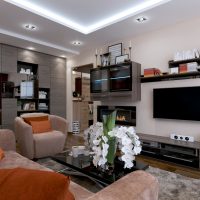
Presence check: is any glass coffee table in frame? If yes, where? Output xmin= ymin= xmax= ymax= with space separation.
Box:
xmin=51 ymin=151 xmax=149 ymax=187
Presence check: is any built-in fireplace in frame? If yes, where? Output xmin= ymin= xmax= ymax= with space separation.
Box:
xmin=97 ymin=106 xmax=136 ymax=126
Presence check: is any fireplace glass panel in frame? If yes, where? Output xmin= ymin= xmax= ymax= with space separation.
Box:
xmin=97 ymin=106 xmax=136 ymax=126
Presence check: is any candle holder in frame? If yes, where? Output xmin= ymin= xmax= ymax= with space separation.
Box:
xmin=129 ymin=46 xmax=132 ymax=61
xmin=95 ymin=53 xmax=98 ymax=67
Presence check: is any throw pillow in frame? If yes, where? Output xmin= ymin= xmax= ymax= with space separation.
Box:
xmin=22 ymin=115 xmax=49 ymax=125
xmin=30 ymin=120 xmax=52 ymax=134
xmin=0 ymin=168 xmax=75 ymax=200
xmin=0 ymin=148 xmax=5 ymax=160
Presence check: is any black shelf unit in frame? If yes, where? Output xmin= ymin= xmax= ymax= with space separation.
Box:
xmin=141 ymin=58 xmax=200 ymax=83
xmin=168 ymin=58 xmax=200 ymax=68
xmin=16 ymin=61 xmax=50 ymax=116
xmin=38 ymin=88 xmax=50 ymax=112
xmin=17 ymin=61 xmax=38 ymax=76
xmin=141 ymin=71 xmax=200 ymax=83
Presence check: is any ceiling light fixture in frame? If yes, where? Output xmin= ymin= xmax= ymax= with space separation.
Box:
xmin=72 ymin=41 xmax=82 ymax=46
xmin=136 ymin=17 xmax=148 ymax=23
xmin=24 ymin=24 xmax=37 ymax=31
xmin=5 ymin=0 xmax=171 ymax=34
xmin=61 ymin=55 xmax=66 ymax=58
xmin=27 ymin=47 xmax=35 ymax=50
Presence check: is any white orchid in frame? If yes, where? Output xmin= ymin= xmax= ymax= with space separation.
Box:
xmin=102 ymin=143 xmax=109 ymax=157
xmin=102 ymin=136 xmax=108 ymax=143
xmin=121 ymin=137 xmax=132 ymax=145
xmin=85 ymin=123 xmax=142 ymax=169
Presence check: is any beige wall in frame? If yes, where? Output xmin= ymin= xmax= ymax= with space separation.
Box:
xmin=67 ymin=17 xmax=200 ymax=141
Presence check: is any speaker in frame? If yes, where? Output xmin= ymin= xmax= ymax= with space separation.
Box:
xmin=170 ymin=134 xmax=194 ymax=142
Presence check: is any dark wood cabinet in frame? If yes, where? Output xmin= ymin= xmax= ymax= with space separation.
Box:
xmin=90 ymin=62 xmax=141 ymax=101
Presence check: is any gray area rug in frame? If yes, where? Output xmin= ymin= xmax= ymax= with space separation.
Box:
xmin=37 ymin=158 xmax=200 ymax=200
xmin=146 ymin=167 xmax=200 ymax=200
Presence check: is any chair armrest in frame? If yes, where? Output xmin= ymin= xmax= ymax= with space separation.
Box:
xmin=0 ymin=129 xmax=16 ymax=151
xmin=87 ymin=170 xmax=159 ymax=200
xmin=49 ymin=115 xmax=68 ymax=136
xmin=14 ymin=117 xmax=34 ymax=159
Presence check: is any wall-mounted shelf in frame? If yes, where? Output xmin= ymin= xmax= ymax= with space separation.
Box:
xmin=141 ymin=71 xmax=200 ymax=83
xmin=168 ymin=58 xmax=200 ymax=68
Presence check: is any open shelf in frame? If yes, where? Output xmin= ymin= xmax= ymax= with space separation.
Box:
xmin=141 ymin=71 xmax=200 ymax=83
xmin=168 ymin=58 xmax=200 ymax=68
xmin=17 ymin=61 xmax=38 ymax=76
xmin=138 ymin=133 xmax=200 ymax=169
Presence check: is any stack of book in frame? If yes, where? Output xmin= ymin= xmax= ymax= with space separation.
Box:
xmin=38 ymin=103 xmax=48 ymax=110
xmin=179 ymin=62 xmax=198 ymax=73
xmin=144 ymin=68 xmax=161 ymax=77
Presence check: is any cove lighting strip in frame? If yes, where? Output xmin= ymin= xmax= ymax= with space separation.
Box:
xmin=0 ymin=28 xmax=80 ymax=55
xmin=5 ymin=0 xmax=171 ymax=34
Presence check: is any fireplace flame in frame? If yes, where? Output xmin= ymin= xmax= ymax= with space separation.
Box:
xmin=116 ymin=115 xmax=126 ymax=121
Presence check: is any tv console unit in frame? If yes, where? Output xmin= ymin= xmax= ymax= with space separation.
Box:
xmin=137 ymin=133 xmax=200 ymax=169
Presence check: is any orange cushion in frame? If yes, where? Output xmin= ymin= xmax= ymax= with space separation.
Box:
xmin=0 ymin=148 xmax=5 ymax=160
xmin=30 ymin=120 xmax=52 ymax=134
xmin=23 ymin=116 xmax=49 ymax=125
xmin=0 ymin=168 xmax=75 ymax=200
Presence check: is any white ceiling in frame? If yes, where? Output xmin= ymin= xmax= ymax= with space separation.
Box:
xmin=0 ymin=0 xmax=200 ymax=58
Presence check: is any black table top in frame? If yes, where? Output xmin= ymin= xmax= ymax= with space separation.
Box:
xmin=51 ymin=151 xmax=149 ymax=186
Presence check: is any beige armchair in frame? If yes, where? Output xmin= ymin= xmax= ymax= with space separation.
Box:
xmin=15 ymin=113 xmax=68 ymax=159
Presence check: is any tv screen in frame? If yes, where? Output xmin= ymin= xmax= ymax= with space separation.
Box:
xmin=153 ymin=87 xmax=200 ymax=121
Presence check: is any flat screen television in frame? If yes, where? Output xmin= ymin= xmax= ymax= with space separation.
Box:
xmin=153 ymin=86 xmax=200 ymax=121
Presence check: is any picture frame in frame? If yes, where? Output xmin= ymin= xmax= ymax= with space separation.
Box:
xmin=115 ymin=54 xmax=129 ymax=64
xmin=108 ymin=43 xmax=122 ymax=65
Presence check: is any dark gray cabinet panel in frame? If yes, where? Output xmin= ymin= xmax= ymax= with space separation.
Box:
xmin=37 ymin=54 xmax=52 ymax=66
xmin=1 ymin=45 xmax=17 ymax=73
xmin=38 ymin=65 xmax=50 ymax=88
xmin=18 ymin=48 xmax=39 ymax=64
xmin=50 ymin=57 xmax=66 ymax=79
xmin=50 ymin=77 xmax=66 ymax=118
xmin=50 ymin=77 xmax=66 ymax=90
xmin=2 ymin=98 xmax=17 ymax=130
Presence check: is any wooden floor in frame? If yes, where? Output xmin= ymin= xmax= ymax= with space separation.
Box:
xmin=66 ymin=132 xmax=200 ymax=179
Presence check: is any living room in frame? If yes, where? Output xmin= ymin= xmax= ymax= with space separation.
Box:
xmin=0 ymin=0 xmax=200 ymax=200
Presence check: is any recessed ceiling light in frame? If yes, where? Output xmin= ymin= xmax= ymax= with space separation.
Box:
xmin=27 ymin=47 xmax=35 ymax=50
xmin=72 ymin=41 xmax=82 ymax=46
xmin=24 ymin=24 xmax=37 ymax=31
xmin=136 ymin=17 xmax=148 ymax=23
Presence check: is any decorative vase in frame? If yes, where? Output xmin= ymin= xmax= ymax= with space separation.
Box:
xmin=102 ymin=111 xmax=117 ymax=166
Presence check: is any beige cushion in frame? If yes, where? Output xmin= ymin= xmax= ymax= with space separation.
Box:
xmin=33 ymin=130 xmax=66 ymax=158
